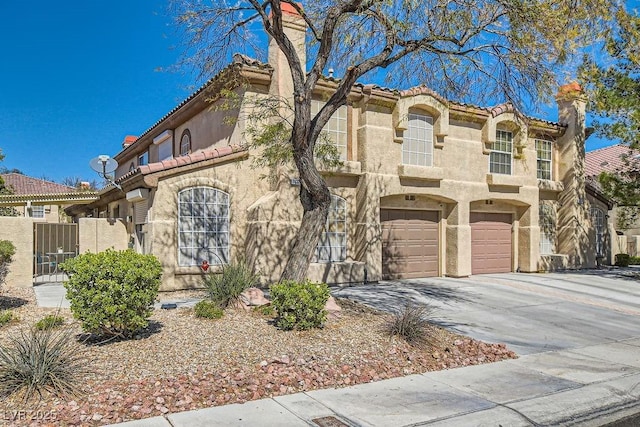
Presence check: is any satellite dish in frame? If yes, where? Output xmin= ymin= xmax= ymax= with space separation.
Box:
xmin=89 ymin=155 xmax=122 ymax=191
xmin=89 ymin=155 xmax=118 ymax=176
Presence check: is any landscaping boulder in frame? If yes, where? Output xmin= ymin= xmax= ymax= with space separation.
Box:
xmin=325 ymin=295 xmax=342 ymax=319
xmin=240 ymin=287 xmax=270 ymax=308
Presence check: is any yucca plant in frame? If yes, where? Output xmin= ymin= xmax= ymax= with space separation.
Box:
xmin=202 ymin=260 xmax=259 ymax=308
xmin=0 ymin=327 xmax=88 ymax=401
xmin=386 ymin=303 xmax=436 ymax=347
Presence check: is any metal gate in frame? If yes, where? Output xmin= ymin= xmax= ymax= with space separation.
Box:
xmin=33 ymin=223 xmax=78 ymax=284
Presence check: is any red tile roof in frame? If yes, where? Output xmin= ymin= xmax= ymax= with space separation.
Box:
xmin=115 ymin=145 xmax=247 ymax=184
xmin=1 ymin=173 xmax=77 ymax=195
xmin=585 ymin=144 xmax=638 ymax=178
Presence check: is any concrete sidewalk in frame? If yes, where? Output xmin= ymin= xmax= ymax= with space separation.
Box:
xmin=104 ymin=271 xmax=640 ymax=426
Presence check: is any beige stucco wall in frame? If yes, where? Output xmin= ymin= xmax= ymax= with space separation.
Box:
xmin=78 ymin=218 xmax=129 ymax=254
xmin=80 ymin=49 xmax=598 ymax=290
xmin=0 ymin=217 xmax=34 ymax=288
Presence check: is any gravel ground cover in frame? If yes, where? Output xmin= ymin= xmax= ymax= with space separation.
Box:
xmin=0 ymin=286 xmax=516 ymax=426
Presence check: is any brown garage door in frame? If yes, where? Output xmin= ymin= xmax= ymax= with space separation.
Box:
xmin=471 ymin=212 xmax=512 ymax=274
xmin=381 ymin=209 xmax=439 ymax=279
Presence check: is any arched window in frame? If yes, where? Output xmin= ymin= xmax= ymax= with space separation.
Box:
xmin=402 ymin=112 xmax=434 ymax=167
xmin=591 ymin=207 xmax=606 ymax=257
xmin=180 ymin=130 xmax=192 ymax=156
xmin=539 ymin=204 xmax=556 ymax=254
xmin=178 ymin=187 xmax=229 ymax=266
xmin=314 ymin=195 xmax=347 ymax=262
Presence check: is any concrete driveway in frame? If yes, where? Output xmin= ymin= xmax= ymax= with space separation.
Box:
xmin=332 ymin=270 xmax=640 ymax=355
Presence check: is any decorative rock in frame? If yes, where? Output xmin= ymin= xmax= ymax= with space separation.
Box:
xmin=240 ymin=288 xmax=270 ymax=307
xmin=325 ymin=296 xmax=342 ymax=318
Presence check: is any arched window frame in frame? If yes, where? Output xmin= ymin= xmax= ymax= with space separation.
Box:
xmin=402 ymin=110 xmax=434 ymax=167
xmin=180 ymin=129 xmax=192 ymax=157
xmin=177 ymin=187 xmax=229 ymax=267
xmin=314 ymin=195 xmax=347 ymax=262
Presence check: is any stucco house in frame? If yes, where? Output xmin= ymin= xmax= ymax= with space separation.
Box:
xmin=67 ymin=9 xmax=611 ymax=290
xmin=0 ymin=173 xmax=97 ymax=222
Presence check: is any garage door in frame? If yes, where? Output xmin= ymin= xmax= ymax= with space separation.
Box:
xmin=471 ymin=212 xmax=512 ymax=274
xmin=381 ymin=209 xmax=439 ymax=279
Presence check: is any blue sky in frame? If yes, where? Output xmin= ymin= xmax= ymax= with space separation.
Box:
xmin=0 ymin=0 xmax=193 ymax=182
xmin=0 ymin=1 xmax=613 ymax=183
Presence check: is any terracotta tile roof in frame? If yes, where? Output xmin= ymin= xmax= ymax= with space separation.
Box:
xmin=585 ymin=144 xmax=638 ymax=178
xmin=115 ymin=145 xmax=247 ymax=184
xmin=1 ymin=173 xmax=76 ymax=195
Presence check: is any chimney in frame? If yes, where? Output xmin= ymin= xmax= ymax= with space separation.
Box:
xmin=555 ymin=82 xmax=589 ymax=267
xmin=268 ymin=2 xmax=306 ymax=99
xmin=122 ymin=135 xmax=138 ymax=149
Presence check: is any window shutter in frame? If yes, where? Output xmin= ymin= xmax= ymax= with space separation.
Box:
xmin=134 ymin=201 xmax=148 ymax=224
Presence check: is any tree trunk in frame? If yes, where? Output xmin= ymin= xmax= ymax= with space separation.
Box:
xmin=279 ymin=141 xmax=331 ymax=283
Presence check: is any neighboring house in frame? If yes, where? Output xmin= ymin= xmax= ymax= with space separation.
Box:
xmin=585 ymin=144 xmax=639 ymax=254
xmin=0 ymin=173 xmax=97 ymax=222
xmin=67 ymin=8 xmax=610 ymax=290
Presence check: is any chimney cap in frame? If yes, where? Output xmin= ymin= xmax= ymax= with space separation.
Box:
xmin=557 ymin=81 xmax=583 ymax=97
xmin=122 ymin=135 xmax=138 ymax=148
xmin=280 ymin=2 xmax=302 ymax=16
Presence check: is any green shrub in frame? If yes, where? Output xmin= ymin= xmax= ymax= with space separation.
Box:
xmin=270 ymin=280 xmax=329 ymax=331
xmin=60 ymin=249 xmax=162 ymax=339
xmin=34 ymin=315 xmax=65 ymax=331
xmin=0 ymin=310 xmax=15 ymax=327
xmin=253 ymin=304 xmax=275 ymax=317
xmin=629 ymin=256 xmax=640 ymax=265
xmin=202 ymin=260 xmax=259 ymax=308
xmin=0 ymin=327 xmax=88 ymax=401
xmin=0 ymin=240 xmax=15 ymax=289
xmin=386 ymin=303 xmax=435 ymax=347
xmin=615 ymin=253 xmax=631 ymax=267
xmin=194 ymin=300 xmax=224 ymax=319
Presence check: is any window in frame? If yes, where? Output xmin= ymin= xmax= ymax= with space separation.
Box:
xmin=138 ymin=151 xmax=148 ymax=166
xmin=30 ymin=205 xmax=45 ymax=219
xmin=539 ymin=204 xmax=555 ymax=254
xmin=402 ymin=112 xmax=434 ymax=167
xmin=178 ymin=187 xmax=229 ymax=267
xmin=536 ymin=139 xmax=553 ymax=180
xmin=591 ymin=207 xmax=606 ymax=257
xmin=490 ymin=130 xmax=513 ymax=175
xmin=311 ymin=100 xmax=348 ymax=160
xmin=158 ymin=140 xmax=173 ymax=161
xmin=314 ymin=195 xmax=346 ymax=262
xmin=180 ymin=130 xmax=191 ymax=156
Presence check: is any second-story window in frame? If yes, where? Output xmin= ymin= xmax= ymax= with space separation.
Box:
xmin=180 ymin=130 xmax=191 ymax=156
xmin=311 ymin=100 xmax=348 ymax=160
xmin=138 ymin=151 xmax=148 ymax=166
xmin=536 ymin=139 xmax=553 ymax=180
xmin=490 ymin=129 xmax=513 ymax=175
xmin=158 ymin=139 xmax=173 ymax=161
xmin=402 ymin=112 xmax=433 ymax=167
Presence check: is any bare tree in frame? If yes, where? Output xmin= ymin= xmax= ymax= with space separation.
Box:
xmin=173 ymin=0 xmax=620 ymax=282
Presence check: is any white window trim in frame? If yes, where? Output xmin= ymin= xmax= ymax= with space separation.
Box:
xmin=180 ymin=132 xmax=191 ymax=156
xmin=489 ymin=129 xmax=513 ymax=175
xmin=30 ymin=205 xmax=45 ymax=219
xmin=402 ymin=112 xmax=434 ymax=167
xmin=138 ymin=151 xmax=149 ymax=166
xmin=311 ymin=100 xmax=348 ymax=160
xmin=536 ymin=139 xmax=553 ymax=180
xmin=539 ymin=204 xmax=555 ymax=255
xmin=314 ymin=194 xmax=347 ymax=263
xmin=178 ymin=187 xmax=230 ymax=267
xmin=591 ymin=207 xmax=606 ymax=257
